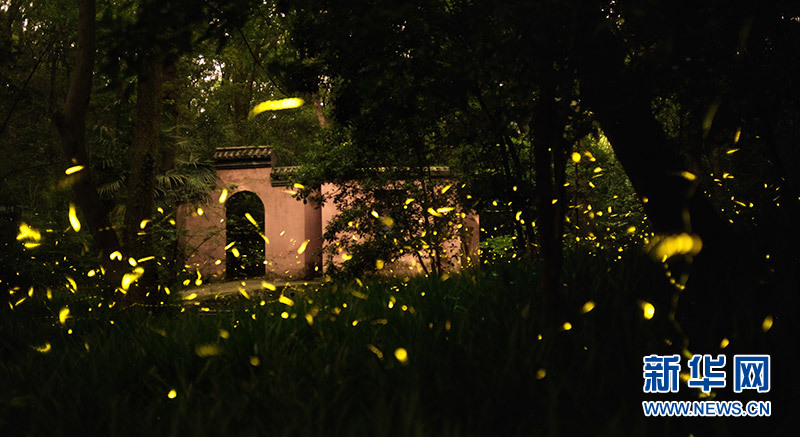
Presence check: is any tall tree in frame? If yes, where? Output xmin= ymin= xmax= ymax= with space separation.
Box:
xmin=51 ymin=0 xmax=124 ymax=293
xmin=121 ymin=48 xmax=165 ymax=303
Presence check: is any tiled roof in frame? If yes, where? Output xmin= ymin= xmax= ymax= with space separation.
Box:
xmin=270 ymin=166 xmax=299 ymax=187
xmin=270 ymin=166 xmax=300 ymax=176
xmin=214 ymin=146 xmax=272 ymax=169
xmin=269 ymin=165 xmax=452 ymax=187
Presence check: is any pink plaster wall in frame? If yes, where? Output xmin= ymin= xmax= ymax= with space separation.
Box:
xmin=177 ymin=202 xmax=226 ymax=280
xmin=178 ymin=166 xmax=322 ymax=281
xmin=178 ymin=169 xmax=478 ymax=281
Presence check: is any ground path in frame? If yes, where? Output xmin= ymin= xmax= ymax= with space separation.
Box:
xmin=180 ymin=277 xmax=324 ymax=301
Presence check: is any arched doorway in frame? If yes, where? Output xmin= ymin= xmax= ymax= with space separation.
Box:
xmin=225 ymin=191 xmax=265 ymax=278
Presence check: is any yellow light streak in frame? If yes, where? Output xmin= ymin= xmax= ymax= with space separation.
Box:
xmin=17 ymin=223 xmax=41 ymax=242
xmin=279 ymin=295 xmax=295 ymax=306
xmin=248 ymin=98 xmax=304 ymax=119
xmin=65 ymin=165 xmax=84 ymax=175
xmin=245 ymin=212 xmax=259 ymax=227
xmin=68 ymin=203 xmax=81 ymax=232
xmin=33 ymin=342 xmax=52 ymax=353
xmin=59 ymin=307 xmax=70 ymax=324
xmin=297 ymin=240 xmax=309 ymax=254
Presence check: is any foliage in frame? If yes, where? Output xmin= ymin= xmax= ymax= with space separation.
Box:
xmin=324 ymin=179 xmax=471 ymax=278
xmin=0 ymin=251 xmax=790 ymax=435
xmin=563 ymin=132 xmax=648 ymax=253
xmin=292 ymin=131 xmax=475 ymax=278
xmin=479 ymin=235 xmax=514 ymax=264
xmin=225 ymin=191 xmax=265 ymax=278
xmin=475 ymin=130 xmax=647 ymax=262
xmin=0 ymin=207 xmax=101 ymax=303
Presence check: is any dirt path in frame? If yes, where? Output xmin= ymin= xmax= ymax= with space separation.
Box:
xmin=180 ymin=277 xmax=323 ymax=301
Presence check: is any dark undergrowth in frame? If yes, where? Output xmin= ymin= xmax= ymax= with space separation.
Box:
xmin=0 ymin=249 xmax=792 ymax=436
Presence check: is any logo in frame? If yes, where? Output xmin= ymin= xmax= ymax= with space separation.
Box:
xmin=733 ymin=355 xmax=770 ymax=393
xmin=643 ymin=354 xmax=681 ymax=393
xmin=642 ymin=354 xmax=771 ymax=417
xmin=687 ymin=354 xmax=726 ymax=393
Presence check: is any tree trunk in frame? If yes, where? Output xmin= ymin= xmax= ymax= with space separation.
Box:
xmin=160 ymin=61 xmax=179 ymax=172
xmin=51 ymin=0 xmax=124 ymax=295
xmin=122 ymin=50 xmax=165 ymax=304
xmin=312 ymin=91 xmax=327 ymax=129
xmin=2 ymin=0 xmax=20 ymax=42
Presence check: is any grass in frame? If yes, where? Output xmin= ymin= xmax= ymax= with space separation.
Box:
xmin=0 ymin=249 xmax=790 ymax=436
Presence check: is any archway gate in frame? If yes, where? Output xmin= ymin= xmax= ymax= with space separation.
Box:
xmin=177 ymin=146 xmax=322 ymax=281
